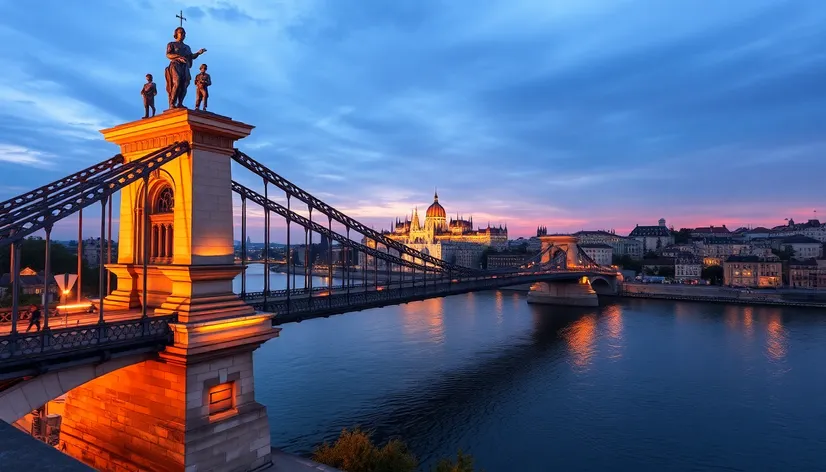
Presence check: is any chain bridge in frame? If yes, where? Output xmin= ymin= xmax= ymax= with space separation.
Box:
xmin=0 ymin=109 xmax=619 ymax=471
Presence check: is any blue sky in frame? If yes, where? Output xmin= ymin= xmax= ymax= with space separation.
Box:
xmin=1 ymin=0 xmax=825 ymax=240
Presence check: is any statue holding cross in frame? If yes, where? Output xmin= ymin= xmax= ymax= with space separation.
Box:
xmin=164 ymin=14 xmax=207 ymax=109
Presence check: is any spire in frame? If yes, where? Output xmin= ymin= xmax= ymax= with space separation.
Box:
xmin=434 ymin=188 xmax=439 ymax=202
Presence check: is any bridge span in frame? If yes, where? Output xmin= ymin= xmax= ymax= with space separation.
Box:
xmin=0 ymin=108 xmax=618 ymax=471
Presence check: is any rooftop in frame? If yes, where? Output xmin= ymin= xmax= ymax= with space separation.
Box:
xmin=579 ymin=243 xmax=613 ymax=249
xmin=692 ymin=225 xmax=730 ymax=234
xmin=781 ymin=235 xmax=821 ymax=244
xmin=629 ymin=225 xmax=671 ymax=237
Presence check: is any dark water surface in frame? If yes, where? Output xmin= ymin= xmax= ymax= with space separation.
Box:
xmin=240 ymin=267 xmax=826 ymax=471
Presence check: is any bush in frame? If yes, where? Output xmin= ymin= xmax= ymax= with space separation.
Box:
xmin=432 ymin=450 xmax=478 ymax=472
xmin=312 ymin=428 xmax=481 ymax=472
xmin=312 ymin=427 xmax=417 ymax=472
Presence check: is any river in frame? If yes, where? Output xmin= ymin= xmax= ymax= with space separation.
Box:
xmin=237 ymin=265 xmax=826 ymax=471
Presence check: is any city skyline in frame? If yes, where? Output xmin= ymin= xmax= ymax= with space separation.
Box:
xmin=2 ymin=0 xmax=825 ymax=240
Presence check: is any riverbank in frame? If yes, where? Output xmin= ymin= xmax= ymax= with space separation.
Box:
xmin=620 ymin=283 xmax=826 ymax=308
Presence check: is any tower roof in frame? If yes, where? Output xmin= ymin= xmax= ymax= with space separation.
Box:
xmin=426 ymin=191 xmax=446 ymax=219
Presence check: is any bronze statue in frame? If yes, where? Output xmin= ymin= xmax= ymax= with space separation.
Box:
xmin=141 ymin=74 xmax=157 ymax=118
xmin=165 ymin=27 xmax=206 ymax=109
xmin=194 ymin=64 xmax=211 ymax=111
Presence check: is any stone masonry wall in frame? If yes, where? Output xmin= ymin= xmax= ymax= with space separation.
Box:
xmin=59 ymin=351 xmax=272 ymax=472
xmin=60 ymin=359 xmax=187 ymax=472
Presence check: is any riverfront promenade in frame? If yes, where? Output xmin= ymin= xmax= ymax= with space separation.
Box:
xmin=620 ymin=282 xmax=826 ymax=308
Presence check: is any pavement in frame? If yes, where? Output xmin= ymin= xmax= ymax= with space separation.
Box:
xmin=271 ymin=449 xmax=342 ymax=471
xmin=0 ymin=421 xmax=341 ymax=472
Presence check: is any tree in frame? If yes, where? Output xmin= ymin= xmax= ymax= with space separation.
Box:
xmin=433 ymin=450 xmax=478 ymax=472
xmin=312 ymin=428 xmax=481 ymax=472
xmin=701 ymin=265 xmax=724 ymax=285
xmin=772 ymin=247 xmax=795 ymax=261
xmin=480 ymin=247 xmax=498 ymax=269
xmin=312 ymin=428 xmax=417 ymax=472
xmin=658 ymin=266 xmax=675 ymax=279
xmin=673 ymin=228 xmax=693 ymax=245
xmin=612 ymin=255 xmax=641 ymax=272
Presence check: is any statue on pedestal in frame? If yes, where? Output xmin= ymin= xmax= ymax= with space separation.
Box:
xmin=141 ymin=74 xmax=157 ymax=118
xmin=165 ymin=27 xmax=206 ymax=109
xmin=195 ymin=64 xmax=211 ymax=111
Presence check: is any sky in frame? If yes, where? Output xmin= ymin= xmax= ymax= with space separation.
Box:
xmin=1 ymin=0 xmax=825 ymax=241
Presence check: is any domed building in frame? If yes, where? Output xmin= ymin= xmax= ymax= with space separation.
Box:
xmin=374 ymin=191 xmax=508 ymax=267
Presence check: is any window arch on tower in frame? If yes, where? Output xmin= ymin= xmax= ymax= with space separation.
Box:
xmin=144 ymin=184 xmax=175 ymax=264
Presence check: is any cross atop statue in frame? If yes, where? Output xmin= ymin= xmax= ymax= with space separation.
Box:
xmin=176 ymin=10 xmax=186 ymax=27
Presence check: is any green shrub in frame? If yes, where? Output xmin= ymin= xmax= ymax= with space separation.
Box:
xmin=312 ymin=427 xmax=417 ymax=472
xmin=312 ymin=428 xmax=480 ymax=472
xmin=432 ymin=450 xmax=478 ymax=472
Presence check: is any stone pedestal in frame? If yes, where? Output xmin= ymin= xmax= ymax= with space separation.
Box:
xmin=527 ymin=280 xmax=599 ymax=307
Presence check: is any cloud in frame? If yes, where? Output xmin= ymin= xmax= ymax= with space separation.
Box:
xmin=1 ymin=0 xmax=826 ymax=240
xmin=0 ymin=144 xmax=56 ymax=169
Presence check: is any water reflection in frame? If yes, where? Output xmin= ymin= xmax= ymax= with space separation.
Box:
xmin=724 ymin=305 xmax=740 ymax=330
xmin=494 ymin=291 xmax=504 ymax=325
xmin=400 ymin=297 xmax=445 ymax=341
xmin=766 ymin=313 xmax=787 ymax=361
xmin=743 ymin=307 xmax=754 ymax=338
xmin=603 ymin=304 xmax=624 ymax=360
xmin=563 ymin=314 xmax=598 ymax=370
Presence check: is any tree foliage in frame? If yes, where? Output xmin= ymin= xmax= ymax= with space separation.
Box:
xmin=672 ymin=228 xmax=693 ymax=245
xmin=312 ymin=428 xmax=417 ymax=472
xmin=612 ymin=255 xmax=641 ymax=272
xmin=433 ymin=450 xmax=478 ymax=472
xmin=0 ymin=237 xmax=103 ymax=301
xmin=771 ymin=247 xmax=796 ymax=261
xmin=701 ymin=265 xmax=724 ymax=285
xmin=312 ymin=428 xmax=481 ymax=472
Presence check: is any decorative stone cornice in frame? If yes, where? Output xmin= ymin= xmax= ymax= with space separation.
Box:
xmin=100 ymin=108 xmax=254 ymax=157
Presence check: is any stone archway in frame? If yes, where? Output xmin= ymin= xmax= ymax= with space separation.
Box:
xmin=589 ymin=276 xmax=616 ymax=295
xmin=0 ymin=353 xmax=151 ymax=424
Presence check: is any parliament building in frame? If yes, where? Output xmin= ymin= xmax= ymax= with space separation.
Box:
xmin=363 ymin=192 xmax=508 ymax=268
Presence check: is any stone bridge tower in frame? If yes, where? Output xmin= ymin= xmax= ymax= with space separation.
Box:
xmin=57 ymin=110 xmax=279 ymax=472
xmin=538 ymin=235 xmax=582 ymax=268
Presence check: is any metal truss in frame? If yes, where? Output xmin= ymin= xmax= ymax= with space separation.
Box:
xmin=0 ymin=154 xmax=125 ymax=218
xmin=231 ymin=149 xmax=480 ymax=276
xmin=0 ymin=142 xmax=190 ymax=247
xmin=233 ymin=181 xmax=446 ymax=274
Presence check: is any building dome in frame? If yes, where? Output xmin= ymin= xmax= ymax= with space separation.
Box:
xmin=426 ymin=191 xmax=446 ymax=219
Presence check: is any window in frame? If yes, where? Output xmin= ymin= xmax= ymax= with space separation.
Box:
xmin=147 ymin=184 xmax=174 ymax=264
xmin=208 ymin=382 xmax=234 ymax=416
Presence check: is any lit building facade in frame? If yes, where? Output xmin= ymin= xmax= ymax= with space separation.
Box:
xmin=579 ymin=243 xmax=613 ymax=266
xmin=723 ymin=255 xmax=782 ymax=288
xmin=387 ymin=192 xmax=508 ymax=250
xmin=629 ymin=219 xmax=674 ymax=253
xmin=364 ymin=191 xmax=508 ymax=268
xmin=574 ymin=230 xmax=642 ymax=259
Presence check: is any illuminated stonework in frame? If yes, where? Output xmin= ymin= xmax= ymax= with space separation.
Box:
xmin=387 ymin=191 xmax=508 ymax=249
xmin=53 ymin=110 xmax=279 ymax=472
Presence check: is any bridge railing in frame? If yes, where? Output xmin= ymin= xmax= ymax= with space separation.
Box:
xmin=0 ymin=314 xmax=175 ymax=378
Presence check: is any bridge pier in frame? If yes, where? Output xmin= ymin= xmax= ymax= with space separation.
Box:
xmin=60 ymin=347 xmax=272 ymax=472
xmin=51 ymin=110 xmax=280 ymax=472
xmin=527 ymin=279 xmax=599 ymax=307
